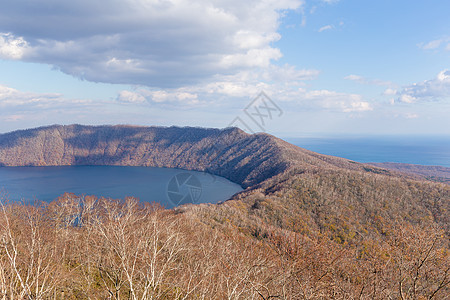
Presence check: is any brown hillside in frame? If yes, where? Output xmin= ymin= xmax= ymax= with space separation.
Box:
xmin=0 ymin=124 xmax=448 ymax=299
xmin=0 ymin=124 xmax=394 ymax=187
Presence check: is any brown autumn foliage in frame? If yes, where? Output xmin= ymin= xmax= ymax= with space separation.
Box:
xmin=0 ymin=125 xmax=449 ymax=298
xmin=369 ymin=162 xmax=450 ymax=184
xmin=0 ymin=124 xmax=404 ymax=188
xmin=0 ymin=192 xmax=448 ymax=299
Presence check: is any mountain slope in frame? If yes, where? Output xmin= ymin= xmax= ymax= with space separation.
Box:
xmin=1 ymin=124 xmax=447 ymax=234
xmin=0 ymin=125 xmax=448 ymax=298
xmin=369 ymin=162 xmax=450 ymax=183
xmin=0 ymin=124 xmax=283 ymax=187
xmin=0 ymin=124 xmax=391 ymax=187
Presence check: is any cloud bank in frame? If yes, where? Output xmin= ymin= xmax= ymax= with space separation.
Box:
xmin=0 ymin=0 xmax=303 ymax=88
xmin=116 ymin=67 xmax=371 ymax=114
xmin=397 ymin=70 xmax=450 ymax=103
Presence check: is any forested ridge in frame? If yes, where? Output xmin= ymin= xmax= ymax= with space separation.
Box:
xmin=0 ymin=125 xmax=448 ymax=299
xmin=369 ymin=162 xmax=450 ymax=184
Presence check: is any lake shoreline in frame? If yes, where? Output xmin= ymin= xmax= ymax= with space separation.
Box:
xmin=0 ymin=165 xmax=243 ymax=207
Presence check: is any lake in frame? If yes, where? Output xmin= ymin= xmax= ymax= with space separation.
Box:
xmin=0 ymin=166 xmax=243 ymax=208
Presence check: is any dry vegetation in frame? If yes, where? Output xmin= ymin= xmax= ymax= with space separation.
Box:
xmin=369 ymin=163 xmax=450 ymax=184
xmin=0 ymin=184 xmax=448 ymax=299
xmin=0 ymin=125 xmax=449 ymax=299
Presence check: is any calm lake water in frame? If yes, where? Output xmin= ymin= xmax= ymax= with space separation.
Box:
xmin=0 ymin=166 xmax=243 ymax=208
xmin=286 ymin=135 xmax=450 ymax=168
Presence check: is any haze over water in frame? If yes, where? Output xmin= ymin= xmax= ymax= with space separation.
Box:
xmin=0 ymin=166 xmax=243 ymax=208
xmin=288 ymin=135 xmax=450 ymax=168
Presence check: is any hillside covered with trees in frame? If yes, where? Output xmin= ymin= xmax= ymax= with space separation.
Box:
xmin=369 ymin=162 xmax=450 ymax=184
xmin=0 ymin=125 xmax=448 ymax=299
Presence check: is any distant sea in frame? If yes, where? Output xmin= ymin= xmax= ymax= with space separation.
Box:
xmin=286 ymin=135 xmax=450 ymax=168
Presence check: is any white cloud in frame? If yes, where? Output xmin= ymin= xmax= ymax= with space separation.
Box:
xmin=259 ymin=64 xmax=320 ymax=82
xmin=398 ymin=94 xmax=416 ymax=104
xmin=344 ymin=74 xmax=364 ymax=81
xmin=397 ymin=69 xmax=450 ymax=103
xmin=342 ymin=101 xmax=372 ymax=113
xmin=295 ymin=88 xmax=372 ymax=112
xmin=117 ymin=90 xmax=146 ymax=104
xmin=0 ymin=84 xmax=127 ymax=130
xmin=0 ymin=0 xmax=304 ymax=88
xmin=420 ymin=39 xmax=443 ymax=50
xmin=116 ymin=64 xmax=320 ymax=105
xmin=318 ymin=25 xmax=333 ymax=32
xmin=219 ymin=48 xmax=283 ymax=69
xmin=0 ymin=84 xmax=91 ymax=108
xmin=383 ymin=88 xmax=397 ymax=96
xmin=345 ymin=74 xmax=393 ymax=86
xmin=114 ymin=63 xmax=370 ymax=114
xmin=418 ymin=37 xmax=450 ymax=51
xmin=140 ymin=89 xmax=200 ymax=105
xmin=437 ymin=70 xmax=450 ymax=81
xmin=0 ymin=33 xmax=28 ymax=60
xmin=0 ymin=85 xmax=60 ymax=106
xmin=117 ymin=87 xmax=202 ymax=106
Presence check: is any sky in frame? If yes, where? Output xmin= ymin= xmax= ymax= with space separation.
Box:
xmin=0 ymin=0 xmax=449 ymax=137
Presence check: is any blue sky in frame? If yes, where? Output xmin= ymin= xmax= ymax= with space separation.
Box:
xmin=0 ymin=0 xmax=449 ymax=136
